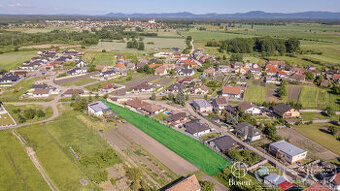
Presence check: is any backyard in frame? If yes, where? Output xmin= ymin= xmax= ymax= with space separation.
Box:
xmin=105 ymin=102 xmax=232 ymax=175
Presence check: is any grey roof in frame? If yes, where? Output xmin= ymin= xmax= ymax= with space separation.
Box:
xmin=184 ymin=120 xmax=210 ymax=134
xmin=88 ymin=101 xmax=111 ymax=113
xmin=179 ymin=68 xmax=194 ymax=74
xmin=234 ymin=122 xmax=261 ymax=138
xmin=211 ymin=135 xmax=237 ymax=152
xmin=264 ymin=173 xmax=287 ymax=186
xmin=270 ymin=140 xmax=306 ymax=157
xmin=193 ymin=99 xmax=212 ymax=109
xmin=272 ymin=103 xmax=293 ymax=117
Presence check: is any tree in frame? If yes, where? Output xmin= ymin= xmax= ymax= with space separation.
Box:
xmin=230 ymin=53 xmax=243 ymax=62
xmin=285 ymin=38 xmax=300 ymax=53
xmin=315 ymin=75 xmax=324 ymax=86
xmin=328 ymin=126 xmax=338 ymax=135
xmin=326 ymin=106 xmax=335 ymax=116
xmin=246 ymin=71 xmax=252 ymax=79
xmin=175 ymin=86 xmax=185 ymax=106
xmin=23 ymin=108 xmax=36 ymax=120
xmin=277 ymin=80 xmax=287 ymax=99
xmin=199 ymin=180 xmax=215 ymax=191
xmin=304 ymin=71 xmax=314 ymax=81
xmin=227 ymin=148 xmax=243 ymax=161
xmin=149 ymin=93 xmax=156 ymax=100
xmin=36 ymin=109 xmax=45 ymax=118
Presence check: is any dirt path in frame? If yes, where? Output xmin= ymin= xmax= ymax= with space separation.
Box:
xmin=110 ymin=123 xmax=198 ymax=175
xmin=12 ymin=130 xmax=59 ymax=191
xmin=277 ymin=128 xmax=338 ymax=160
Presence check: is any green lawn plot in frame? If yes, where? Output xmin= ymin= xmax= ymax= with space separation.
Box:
xmin=301 ymin=112 xmax=339 ymax=121
xmin=5 ymin=104 xmax=53 ymax=124
xmin=267 ymin=56 xmax=313 ymax=68
xmin=0 ymin=131 xmax=49 ymax=191
xmin=300 ymin=42 xmax=340 ymax=66
xmin=23 ymin=26 xmax=81 ymax=33
xmin=244 ymin=85 xmax=266 ymax=104
xmin=147 ymin=29 xmax=182 ymax=37
xmin=105 ymin=102 xmax=232 ymax=175
xmin=18 ymin=125 xmax=96 ymax=191
xmin=144 ymin=37 xmax=186 ymax=50
xmin=0 ymin=78 xmax=38 ymax=102
xmin=92 ymin=52 xmax=116 ymax=66
xmin=294 ymin=123 xmax=340 ymax=155
xmin=298 ymin=86 xmax=340 ymax=109
xmin=63 ymin=78 xmax=97 ymax=87
xmin=0 ymin=51 xmax=37 ymax=71
xmin=0 ymin=113 xmax=15 ymax=125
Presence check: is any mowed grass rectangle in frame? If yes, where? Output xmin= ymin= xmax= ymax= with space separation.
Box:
xmin=0 ymin=51 xmax=37 ymax=71
xmin=18 ymin=125 xmax=94 ymax=191
xmin=298 ymin=87 xmax=318 ymax=109
xmin=0 ymin=131 xmax=49 ymax=190
xmin=245 ymin=85 xmax=266 ymax=104
xmin=298 ymin=86 xmax=340 ymax=109
xmin=105 ymin=102 xmax=232 ymax=175
xmin=294 ymin=123 xmax=340 ymax=155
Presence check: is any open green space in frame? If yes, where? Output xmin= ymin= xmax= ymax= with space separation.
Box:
xmin=5 ymin=104 xmax=53 ymax=124
xmin=63 ymin=78 xmax=97 ymax=87
xmin=0 ymin=113 xmax=15 ymax=125
xmin=302 ymin=112 xmax=339 ymax=121
xmin=105 ymin=102 xmax=232 ymax=175
xmin=298 ymin=86 xmax=340 ymax=109
xmin=18 ymin=105 xmax=120 ymax=190
xmin=0 ymin=131 xmax=49 ymax=190
xmin=183 ymin=30 xmax=254 ymax=43
xmin=0 ymin=78 xmax=39 ymax=102
xmin=294 ymin=123 xmax=340 ymax=155
xmin=244 ymin=85 xmax=266 ymax=104
xmin=92 ymin=52 xmax=115 ymax=66
xmin=0 ymin=51 xmax=37 ymax=71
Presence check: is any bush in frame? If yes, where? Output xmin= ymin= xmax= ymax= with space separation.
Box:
xmin=36 ymin=109 xmax=46 ymax=118
xmin=91 ymin=170 xmax=108 ymax=184
xmin=23 ymin=108 xmax=36 ymax=120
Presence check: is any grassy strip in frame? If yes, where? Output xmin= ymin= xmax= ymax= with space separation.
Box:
xmin=105 ymin=102 xmax=232 ymax=175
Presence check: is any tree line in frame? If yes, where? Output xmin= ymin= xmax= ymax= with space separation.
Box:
xmin=206 ymin=36 xmax=300 ymax=56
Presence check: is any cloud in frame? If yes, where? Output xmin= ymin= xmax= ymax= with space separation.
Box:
xmin=8 ymin=3 xmax=24 ymax=7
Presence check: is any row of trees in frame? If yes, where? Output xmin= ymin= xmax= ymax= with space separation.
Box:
xmin=12 ymin=107 xmax=46 ymax=123
xmin=207 ymin=36 xmax=300 ymax=56
xmin=127 ymin=39 xmax=145 ymax=50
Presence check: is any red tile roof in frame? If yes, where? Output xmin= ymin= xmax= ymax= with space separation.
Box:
xmin=277 ymin=181 xmax=293 ymax=190
xmin=303 ymin=182 xmax=330 ymax=191
xmin=333 ymin=74 xmax=340 ymax=80
xmin=222 ymin=86 xmax=245 ymax=95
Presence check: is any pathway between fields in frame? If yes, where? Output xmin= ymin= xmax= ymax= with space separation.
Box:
xmin=12 ymin=130 xmax=59 ymax=191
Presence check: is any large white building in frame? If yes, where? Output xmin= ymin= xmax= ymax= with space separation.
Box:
xmin=269 ymin=140 xmax=307 ymax=164
xmin=88 ymin=101 xmax=111 ymax=117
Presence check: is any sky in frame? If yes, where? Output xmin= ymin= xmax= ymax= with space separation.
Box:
xmin=0 ymin=0 xmax=340 ymax=15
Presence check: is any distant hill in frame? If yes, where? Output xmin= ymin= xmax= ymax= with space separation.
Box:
xmin=103 ymin=11 xmax=340 ymax=19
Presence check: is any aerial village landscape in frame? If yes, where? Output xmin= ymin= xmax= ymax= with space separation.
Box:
xmin=0 ymin=1 xmax=340 ymax=191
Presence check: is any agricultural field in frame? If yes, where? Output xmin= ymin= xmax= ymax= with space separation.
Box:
xmin=0 ymin=51 xmax=37 ymax=71
xmin=0 ymin=131 xmax=50 ymax=190
xmin=92 ymin=52 xmax=116 ymax=66
xmin=298 ymin=86 xmax=340 ymax=109
xmin=301 ymin=112 xmax=339 ymax=121
xmin=183 ymin=30 xmax=254 ymax=43
xmin=17 ymin=105 xmax=121 ymax=190
xmin=244 ymin=85 xmax=267 ymax=104
xmin=105 ymin=102 xmax=232 ymax=175
xmin=294 ymin=123 xmax=340 ymax=155
xmin=5 ymin=104 xmax=53 ymax=124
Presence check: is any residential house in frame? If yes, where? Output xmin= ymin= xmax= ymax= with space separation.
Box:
xmin=154 ymin=66 xmax=168 ymax=76
xmin=100 ymin=69 xmax=119 ymax=78
xmin=237 ymin=102 xmax=261 ymax=115
xmin=219 ymin=65 xmax=230 ymax=74
xmin=203 ymin=68 xmax=216 ymax=77
xmin=192 ymin=85 xmax=209 ymax=95
xmin=100 ymin=84 xmax=117 ymax=93
xmin=164 ymin=174 xmax=201 ymax=191
xmin=234 ymin=66 xmax=248 ymax=75
xmin=166 ymin=83 xmax=181 ymax=94
xmin=126 ymin=99 xmax=147 ymax=111
xmin=166 ymin=112 xmax=189 ymax=127
xmin=272 ymin=103 xmax=301 ymax=118
xmin=178 ymin=68 xmax=195 ymax=76
xmin=267 ymin=61 xmax=286 ymax=69
xmin=126 ymin=63 xmax=136 ymax=70
xmin=333 ymin=172 xmax=340 ymax=191
xmin=13 ymin=71 xmax=27 ymax=78
xmin=183 ymin=120 xmax=211 ymax=137
xmin=221 ymin=86 xmax=245 ymax=99
xmin=264 ymin=173 xmax=293 ymax=190
xmin=208 ymin=135 xmax=238 ymax=153
xmin=76 ymin=60 xmax=87 ymax=67
xmin=290 ymin=73 xmax=305 ymax=82
xmin=67 ymin=67 xmax=89 ymax=75
xmin=333 ymin=73 xmax=340 ymax=82
xmin=62 ymin=89 xmax=84 ymax=97
xmin=131 ymin=83 xmax=154 ymax=94
xmin=234 ymin=122 xmax=261 ymax=141
xmin=192 ymin=99 xmax=213 ymax=113
xmin=269 ymin=140 xmax=307 ymax=164
xmin=88 ymin=101 xmax=111 ymax=117
xmin=95 ymin=65 xmax=108 ymax=72
xmin=143 ymin=104 xmax=164 ymax=116
xmin=212 ymin=97 xmax=228 ymax=110
xmin=32 ymin=88 xmax=52 ymax=97
xmin=0 ymin=73 xmax=20 ymax=83
xmin=232 ymin=62 xmax=243 ymax=68
xmin=179 ymin=76 xmax=194 ymax=84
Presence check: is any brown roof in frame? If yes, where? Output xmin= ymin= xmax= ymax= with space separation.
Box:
xmin=267 ymin=60 xmax=286 ymax=66
xmin=143 ymin=104 xmax=163 ymax=113
xmin=195 ymin=85 xmax=209 ymax=92
xmin=126 ymin=99 xmax=148 ymax=109
xmin=238 ymin=102 xmax=256 ymax=111
xmin=155 ymin=66 xmax=166 ymax=74
xmin=290 ymin=73 xmax=305 ymax=81
xmin=333 ymin=74 xmax=340 ymax=80
xmin=167 ymin=112 xmax=187 ymax=122
xmin=33 ymin=88 xmax=50 ymax=95
xmin=303 ymin=182 xmax=330 ymax=191
xmin=335 ymin=172 xmax=340 ymax=185
xmin=222 ymin=86 xmax=244 ymax=95
xmin=203 ymin=68 xmax=215 ymax=75
xmin=214 ymin=97 xmax=228 ymax=105
xmin=166 ymin=174 xmax=201 ymax=191
xmin=63 ymin=89 xmax=84 ymax=95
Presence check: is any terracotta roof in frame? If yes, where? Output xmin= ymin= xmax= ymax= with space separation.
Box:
xmin=214 ymin=97 xmax=228 ymax=105
xmin=303 ymin=182 xmax=330 ymax=191
xmin=126 ymin=99 xmax=148 ymax=109
xmin=333 ymin=74 xmax=340 ymax=80
xmin=149 ymin=64 xmax=162 ymax=68
xmin=267 ymin=60 xmax=285 ymax=66
xmin=277 ymin=181 xmax=293 ymax=190
xmin=195 ymin=85 xmax=209 ymax=92
xmin=143 ymin=104 xmax=163 ymax=113
xmin=33 ymin=88 xmax=50 ymax=95
xmin=335 ymin=172 xmax=340 ymax=185
xmin=155 ymin=66 xmax=166 ymax=74
xmin=100 ymin=84 xmax=116 ymax=89
xmin=115 ymin=63 xmax=125 ymax=69
xmin=203 ymin=68 xmax=216 ymax=75
xmin=222 ymin=86 xmax=244 ymax=95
